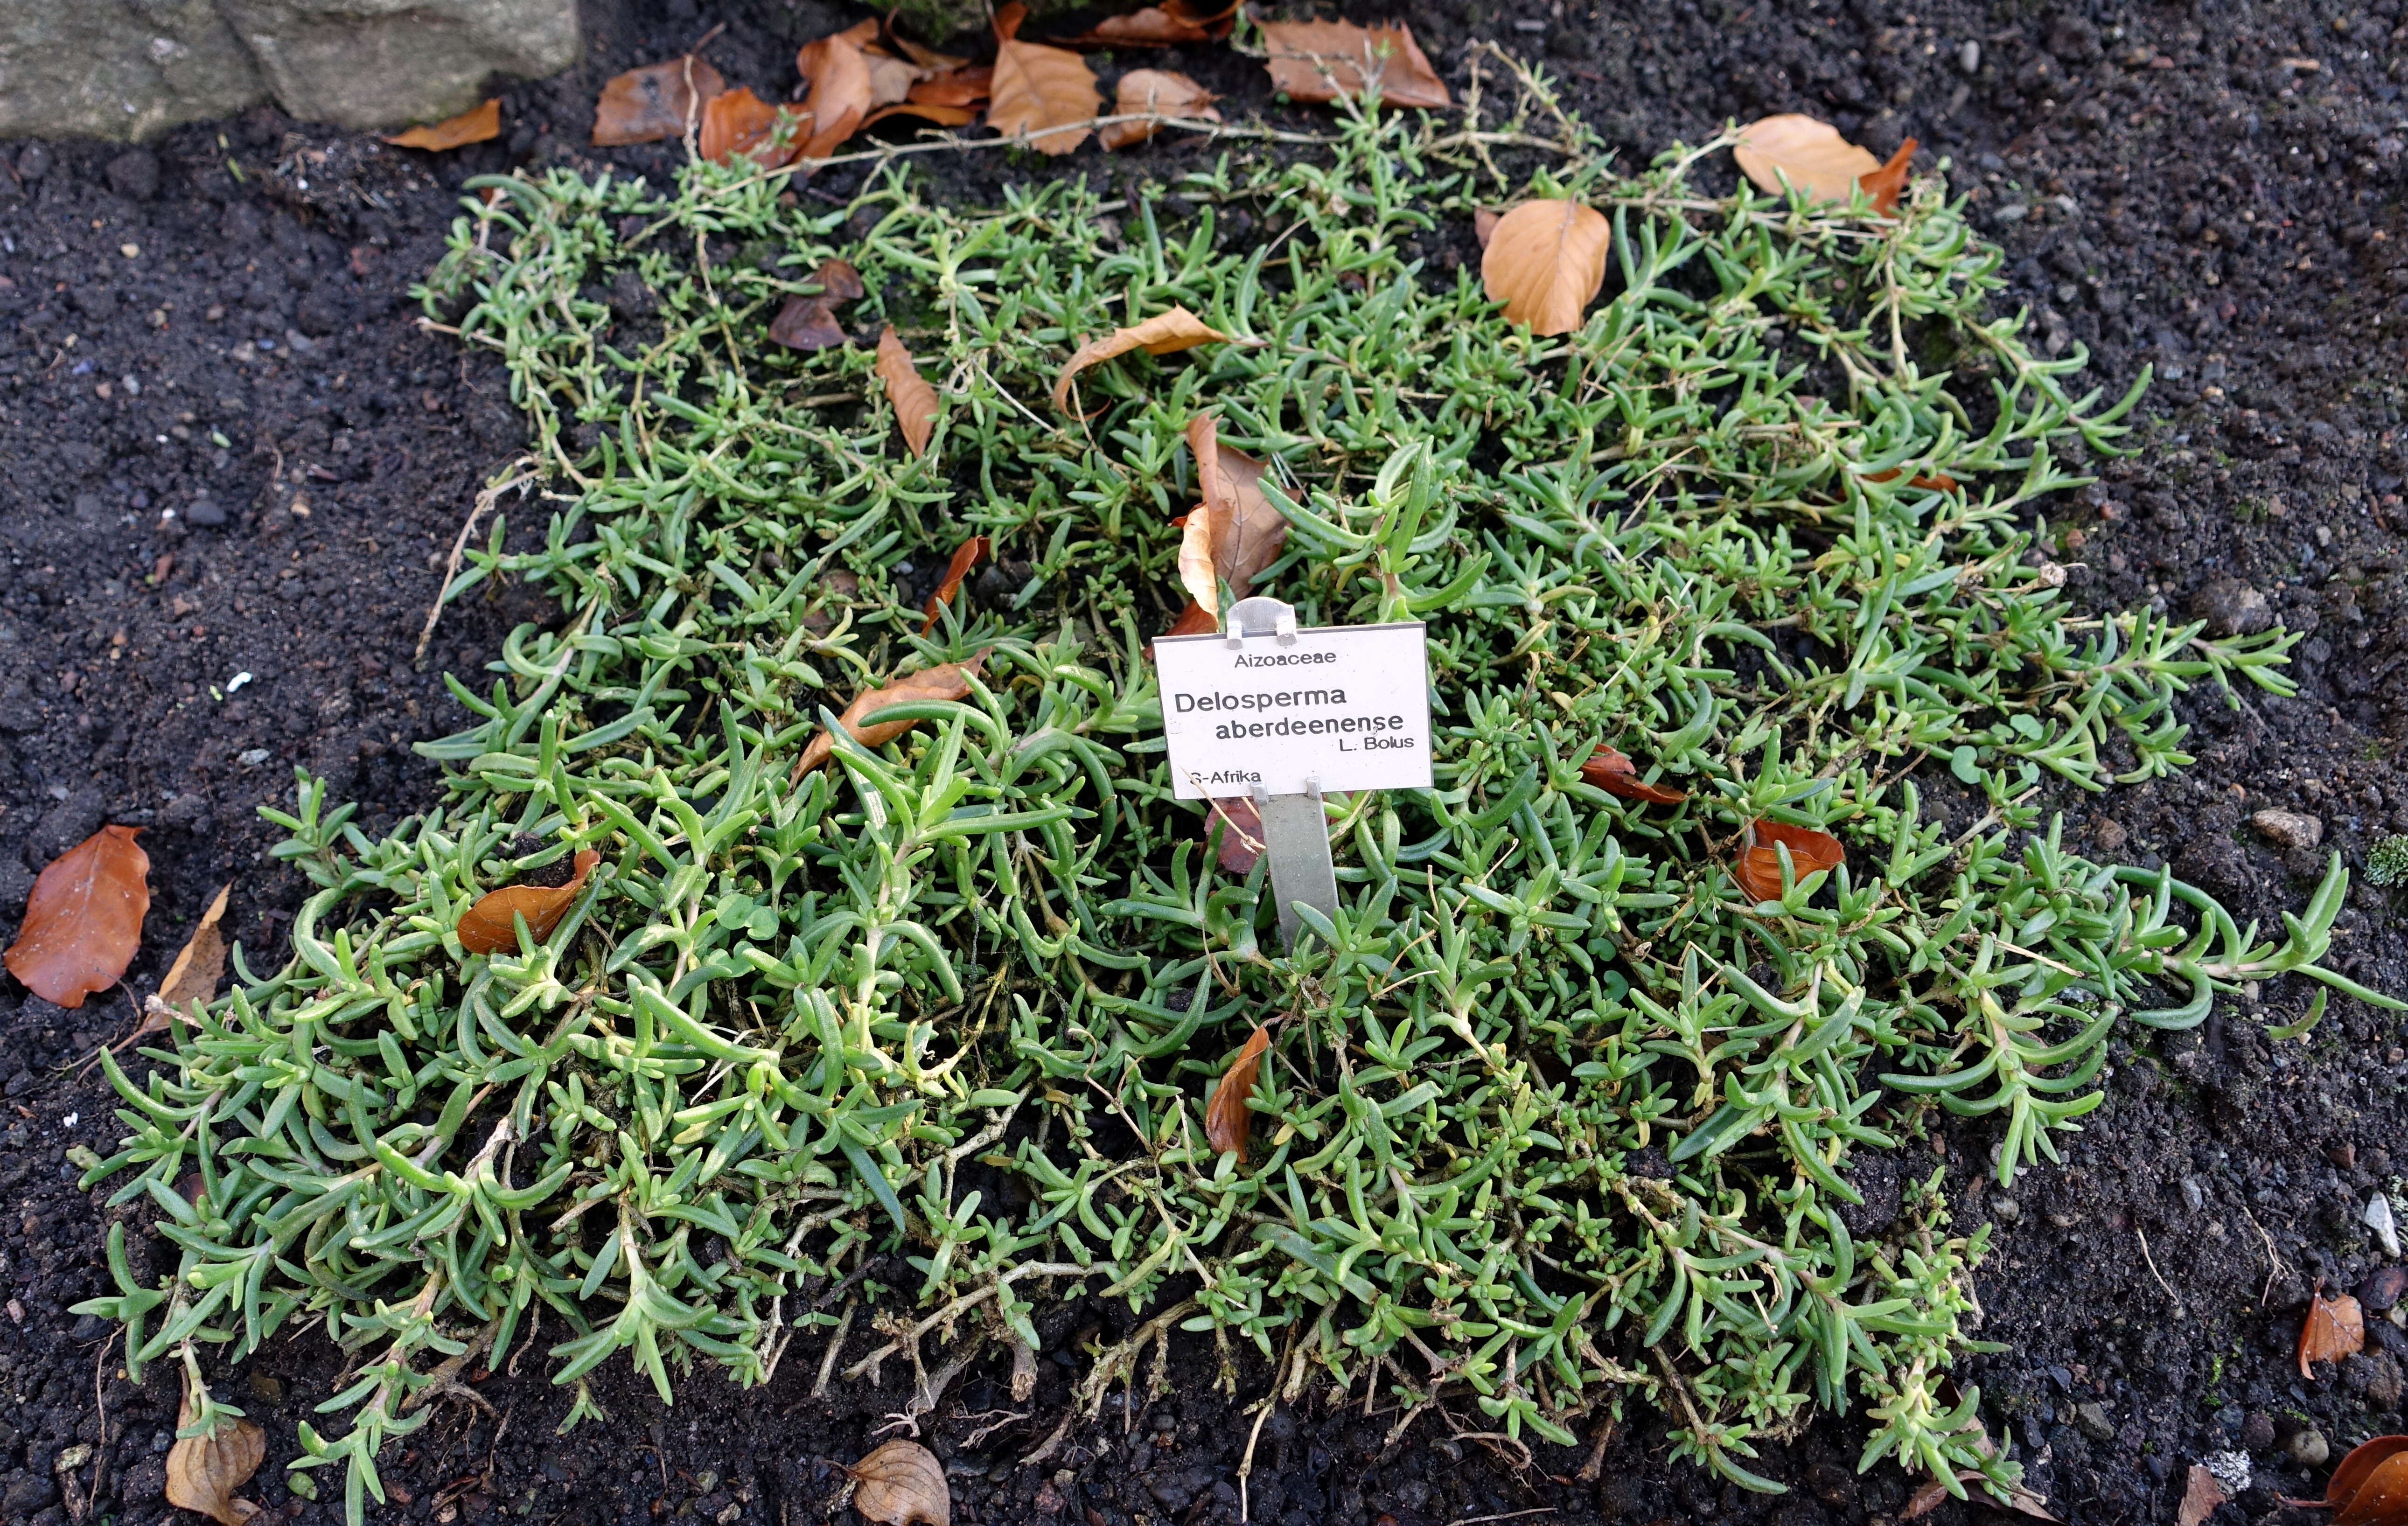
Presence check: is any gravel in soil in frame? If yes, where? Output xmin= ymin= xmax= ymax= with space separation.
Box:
xmin=4 ymin=2 xmax=2408 ymax=1524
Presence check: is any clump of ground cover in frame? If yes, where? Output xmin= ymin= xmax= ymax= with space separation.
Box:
xmin=78 ymin=96 xmax=2401 ymax=1520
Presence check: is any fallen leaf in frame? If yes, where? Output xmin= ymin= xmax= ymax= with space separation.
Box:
xmin=1865 ymin=466 xmax=1960 ymax=492
xmin=1903 ymin=1470 xmax=2058 ymax=1522
xmin=1732 ymin=114 xmax=1895 ymax=205
xmin=1858 ymin=136 xmax=1918 ymax=216
xmin=1161 ymin=599 xmax=1218 ymax=641
xmin=2300 ymin=1284 xmax=2366 ymax=1379
xmin=1480 ymin=198 xmax=1612 ymax=336
xmin=2176 ymin=1466 xmax=2226 ymax=1526
xmin=886 ymin=29 xmax=970 ymax=75
xmin=863 ymin=101 xmax=982 ymax=129
xmin=849 ymin=1439 xmax=949 ymax=1526
xmin=1180 ymin=413 xmax=1285 ymax=614
xmin=382 ymin=98 xmax=501 ymax=151
xmin=2329 ymin=1437 xmax=2408 ymax=1526
xmin=875 ymin=326 xmax=940 ymax=457
xmin=1733 ymin=820 xmax=1845 ymax=904
xmin=455 ymin=849 xmax=601 ymax=956
xmin=155 ymin=881 xmax=232 ymax=1017
xmin=1257 ymin=18 xmax=1450 ymax=109
xmin=1102 ymin=69 xmax=1220 ymax=149
xmin=796 ymin=31 xmax=876 ymax=159
xmin=796 ymin=653 xmax=990 ymax=774
xmin=700 ymin=87 xmax=798 ymax=167
xmin=1065 ymin=0 xmax=1237 ymax=47
xmin=592 ymin=58 xmax=727 ymax=145
xmin=866 ymin=52 xmax=921 ymax=109
xmin=1580 ymin=746 xmax=1687 ymax=804
xmin=990 ymin=3 xmax=1102 ymax=156
xmin=1206 ymin=1026 xmax=1272 ymax=1160
xmin=905 ymin=68 xmax=993 ymax=108
xmin=1206 ymin=796 xmax=1265 ymax=872
xmin=1472 ymin=207 xmax=1500 ymax=248
xmin=167 ymin=1383 xmax=265 ymax=1526
xmin=5 ymin=824 xmax=149 ymax=1009
xmin=768 ymin=258 xmax=866 ymax=351
xmin=921 ymin=536 xmax=989 ymax=631
xmin=1051 ymin=306 xmax=1229 ymax=413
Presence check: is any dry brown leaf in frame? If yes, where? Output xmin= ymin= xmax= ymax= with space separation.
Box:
xmin=156 ymin=881 xmax=232 ymax=1016
xmin=849 ymin=1439 xmax=949 ymax=1526
xmin=796 ymin=32 xmax=876 ymax=159
xmin=1051 ymin=306 xmax=1229 ymax=412
xmin=1179 ymin=413 xmax=1285 ymax=614
xmin=2330 ymin=1437 xmax=2408 ymax=1526
xmin=1206 ymin=796 xmax=1265 ymax=873
xmin=886 ymin=29 xmax=970 ymax=75
xmin=1733 ymin=820 xmax=1845 ymax=903
xmin=5 ymin=824 xmax=149 ymax=1010
xmin=991 ymin=3 xmax=1102 ymax=156
xmin=795 ymin=652 xmax=990 ymax=774
xmin=1102 ymin=69 xmax=1219 ymax=149
xmin=1206 ymin=1026 xmax=1271 ymax=1160
xmin=1480 ymin=198 xmax=1611 ymax=336
xmin=1065 ymin=0 xmax=1237 ymax=47
xmin=1162 ymin=599 xmax=1218 ymax=642
xmin=2300 ymin=1284 xmax=2367 ymax=1379
xmin=1472 ymin=207 xmax=1500 ymax=248
xmin=875 ymin=326 xmax=940 ymax=457
xmin=382 ymin=98 xmax=501 ymax=151
xmin=1580 ymin=746 xmax=1687 ymax=804
xmin=1865 ymin=465 xmax=1960 ymax=492
xmin=167 ymin=1384 xmax=265 ymax=1526
xmin=700 ymin=87 xmax=798 ymax=167
xmin=592 ymin=59 xmax=727 ymax=145
xmin=907 ymin=68 xmax=993 ymax=108
xmin=867 ymin=53 xmax=921 ymax=109
xmin=768 ymin=259 xmax=865 ymax=351
xmin=1859 ymin=136 xmax=1918 ymax=216
xmin=1903 ymin=1470 xmax=2057 ymax=1522
xmin=921 ymin=536 xmax=990 ymax=632
xmin=1731 ymin=114 xmax=1885 ymax=204
xmin=1258 ymin=18 xmax=1449 ymax=109
xmin=2177 ymin=1465 xmax=2227 ymax=1526
xmin=863 ymin=102 xmax=981 ymax=129
xmin=455 ymin=848 xmax=600 ymax=956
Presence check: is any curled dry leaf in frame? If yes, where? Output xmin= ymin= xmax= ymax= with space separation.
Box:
xmin=769 ymin=258 xmax=865 ymax=351
xmin=1206 ymin=795 xmax=1266 ymax=873
xmin=1472 ymin=207 xmax=1500 ymax=248
xmin=1206 ymin=1025 xmax=1272 ymax=1160
xmin=455 ymin=849 xmax=601 ymax=956
xmin=1733 ymin=115 xmax=1913 ymax=208
xmin=795 ymin=31 xmax=875 ymax=159
xmin=1480 ymin=198 xmax=1611 ymax=337
xmin=1050 ymin=305 xmax=1228 ymax=413
xmin=1065 ymin=0 xmax=1237 ymax=48
xmin=795 ymin=652 xmax=990 ymax=775
xmin=1257 ymin=18 xmax=1450 ymax=109
xmin=167 ymin=1386 xmax=265 ymax=1526
xmin=1733 ymin=820 xmax=1845 ymax=903
xmin=592 ymin=58 xmax=727 ymax=145
xmin=5 ymin=824 xmax=149 ymax=1010
xmin=155 ymin=881 xmax=232 ymax=1017
xmin=382 ymin=98 xmax=501 ymax=150
xmin=700 ymin=87 xmax=797 ymax=167
xmin=1580 ymin=746 xmax=1687 ymax=804
xmin=2177 ymin=1465 xmax=2227 ymax=1526
xmin=1101 ymin=70 xmax=1219 ymax=149
xmin=875 ymin=326 xmax=940 ymax=458
xmin=847 ymin=1439 xmax=950 ymax=1526
xmin=1179 ymin=413 xmax=1285 ymax=614
xmin=1865 ymin=465 xmax=1960 ymax=492
xmin=2300 ymin=1284 xmax=2367 ymax=1379
xmin=2328 ymin=1436 xmax=2408 ymax=1526
xmin=1903 ymin=1471 xmax=2058 ymax=1522
xmin=921 ymin=536 xmax=989 ymax=631
xmin=990 ymin=2 xmax=1103 ymax=156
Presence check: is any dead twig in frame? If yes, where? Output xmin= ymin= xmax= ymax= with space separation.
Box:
xmin=415 ymin=455 xmax=537 ymax=668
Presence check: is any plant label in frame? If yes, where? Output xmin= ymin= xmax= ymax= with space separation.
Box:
xmin=1155 ymin=616 xmax=1431 ymax=801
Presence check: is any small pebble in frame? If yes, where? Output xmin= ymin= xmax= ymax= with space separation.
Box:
xmin=2285 ymin=1428 xmax=2330 ymax=1469
xmin=2366 ymin=1193 xmax=2401 ymax=1258
xmin=2253 ymin=809 xmax=2325 ymax=853
xmin=2241 ymin=1412 xmax=2276 ymax=1453
xmin=1991 ymin=1196 xmax=2022 ymax=1225
xmin=1959 ymin=39 xmax=1981 ymax=74
xmin=2190 ymin=576 xmax=2273 ymax=637
xmin=2362 ymin=1265 xmax=2407 ymax=1313
xmin=2075 ymin=1401 xmax=2115 ymax=1442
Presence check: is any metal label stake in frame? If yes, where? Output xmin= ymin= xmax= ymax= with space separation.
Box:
xmin=1226 ymin=598 xmax=1340 ymax=950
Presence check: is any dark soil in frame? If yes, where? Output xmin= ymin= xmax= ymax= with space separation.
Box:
xmin=6 ymin=2 xmax=2408 ymax=1524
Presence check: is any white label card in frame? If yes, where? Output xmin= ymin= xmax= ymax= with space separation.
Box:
xmin=1155 ymin=621 xmax=1433 ymax=801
